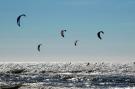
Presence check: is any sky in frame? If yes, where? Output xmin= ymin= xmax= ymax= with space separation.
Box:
xmin=0 ymin=0 xmax=135 ymax=63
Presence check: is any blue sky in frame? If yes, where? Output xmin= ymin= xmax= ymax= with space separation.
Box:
xmin=0 ymin=0 xmax=135 ymax=62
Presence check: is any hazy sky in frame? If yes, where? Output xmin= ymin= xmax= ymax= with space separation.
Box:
xmin=0 ymin=0 xmax=135 ymax=62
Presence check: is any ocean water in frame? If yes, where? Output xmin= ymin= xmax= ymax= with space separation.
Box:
xmin=0 ymin=62 xmax=135 ymax=89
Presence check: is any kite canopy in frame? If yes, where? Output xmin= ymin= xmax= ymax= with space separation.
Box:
xmin=61 ymin=30 xmax=67 ymax=37
xmin=17 ymin=14 xmax=26 ymax=27
xmin=74 ymin=40 xmax=79 ymax=46
xmin=37 ymin=44 xmax=42 ymax=52
xmin=97 ymin=31 xmax=104 ymax=40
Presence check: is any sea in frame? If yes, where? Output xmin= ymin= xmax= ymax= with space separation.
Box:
xmin=0 ymin=62 xmax=135 ymax=89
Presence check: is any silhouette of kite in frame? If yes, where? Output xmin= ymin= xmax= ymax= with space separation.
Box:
xmin=61 ymin=30 xmax=67 ymax=37
xmin=17 ymin=14 xmax=26 ymax=27
xmin=86 ymin=62 xmax=90 ymax=66
xmin=74 ymin=40 xmax=79 ymax=46
xmin=97 ymin=31 xmax=104 ymax=40
xmin=37 ymin=44 xmax=42 ymax=52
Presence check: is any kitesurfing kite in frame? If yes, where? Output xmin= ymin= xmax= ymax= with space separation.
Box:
xmin=17 ymin=14 xmax=26 ymax=27
xmin=97 ymin=31 xmax=104 ymax=40
xmin=61 ymin=30 xmax=67 ymax=37
xmin=37 ymin=44 xmax=42 ymax=52
xmin=74 ymin=40 xmax=79 ymax=46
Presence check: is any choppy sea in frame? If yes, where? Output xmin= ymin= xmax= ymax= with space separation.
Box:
xmin=0 ymin=62 xmax=135 ymax=89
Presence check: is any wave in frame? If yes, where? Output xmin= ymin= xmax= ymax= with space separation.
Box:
xmin=0 ymin=62 xmax=134 ymax=74
xmin=0 ymin=62 xmax=135 ymax=88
